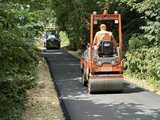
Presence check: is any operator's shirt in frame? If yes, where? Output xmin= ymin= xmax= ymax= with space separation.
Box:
xmin=93 ymin=30 xmax=115 ymax=46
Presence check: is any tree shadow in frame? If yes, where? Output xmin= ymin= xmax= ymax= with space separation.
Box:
xmin=64 ymin=98 xmax=160 ymax=120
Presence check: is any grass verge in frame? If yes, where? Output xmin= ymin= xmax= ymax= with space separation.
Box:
xmin=22 ymin=60 xmax=64 ymax=120
xmin=125 ymin=73 xmax=160 ymax=95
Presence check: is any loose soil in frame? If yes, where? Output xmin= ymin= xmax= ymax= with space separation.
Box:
xmin=22 ymin=60 xmax=64 ymax=120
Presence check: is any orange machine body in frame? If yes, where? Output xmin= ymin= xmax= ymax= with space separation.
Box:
xmin=81 ymin=13 xmax=123 ymax=72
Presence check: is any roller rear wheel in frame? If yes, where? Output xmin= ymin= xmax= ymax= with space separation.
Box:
xmin=88 ymin=79 xmax=124 ymax=94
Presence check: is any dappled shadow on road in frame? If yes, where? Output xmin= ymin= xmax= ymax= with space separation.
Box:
xmin=44 ymin=49 xmax=160 ymax=120
xmin=64 ymin=98 xmax=160 ymax=120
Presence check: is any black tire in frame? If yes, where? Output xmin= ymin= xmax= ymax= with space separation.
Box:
xmin=88 ymin=80 xmax=92 ymax=94
xmin=82 ymin=72 xmax=88 ymax=86
xmin=80 ymin=64 xmax=84 ymax=74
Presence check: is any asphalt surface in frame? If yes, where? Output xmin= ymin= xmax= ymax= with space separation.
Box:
xmin=44 ymin=49 xmax=160 ymax=120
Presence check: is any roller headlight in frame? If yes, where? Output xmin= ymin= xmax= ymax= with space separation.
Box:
xmin=96 ymin=60 xmax=102 ymax=66
xmin=111 ymin=60 xmax=116 ymax=65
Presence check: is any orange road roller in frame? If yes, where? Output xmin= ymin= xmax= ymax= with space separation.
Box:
xmin=80 ymin=11 xmax=124 ymax=93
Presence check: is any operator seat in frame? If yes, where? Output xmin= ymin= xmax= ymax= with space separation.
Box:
xmin=98 ymin=40 xmax=115 ymax=57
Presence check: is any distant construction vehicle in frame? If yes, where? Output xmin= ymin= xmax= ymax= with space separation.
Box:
xmin=80 ymin=11 xmax=124 ymax=93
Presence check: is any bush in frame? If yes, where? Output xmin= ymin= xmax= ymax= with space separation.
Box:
xmin=125 ymin=0 xmax=160 ymax=87
xmin=126 ymin=47 xmax=160 ymax=81
xmin=128 ymin=34 xmax=148 ymax=50
xmin=0 ymin=1 xmax=50 ymax=119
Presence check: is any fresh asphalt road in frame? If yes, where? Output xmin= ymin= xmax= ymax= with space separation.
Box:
xmin=43 ymin=49 xmax=160 ymax=120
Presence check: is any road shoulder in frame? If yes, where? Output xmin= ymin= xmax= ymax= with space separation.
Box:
xmin=22 ymin=60 xmax=64 ymax=120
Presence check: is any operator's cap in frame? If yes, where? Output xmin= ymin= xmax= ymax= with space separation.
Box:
xmin=100 ymin=24 xmax=106 ymax=29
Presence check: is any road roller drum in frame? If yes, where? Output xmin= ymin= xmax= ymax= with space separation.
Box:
xmin=88 ymin=75 xmax=124 ymax=93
